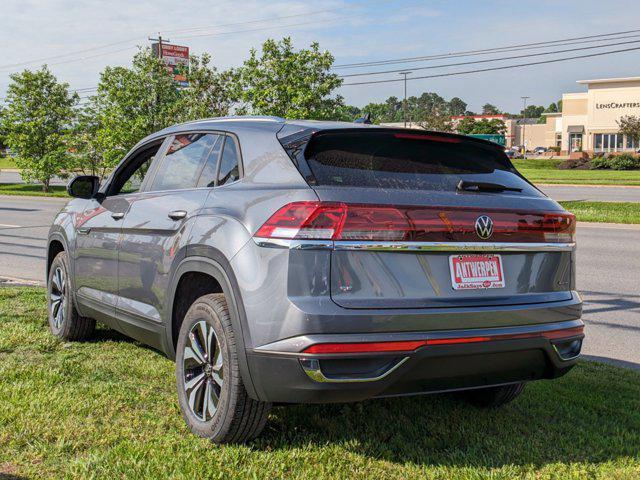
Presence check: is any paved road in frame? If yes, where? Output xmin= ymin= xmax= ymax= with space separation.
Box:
xmin=2 ymin=171 xmax=640 ymax=202
xmin=0 ymin=170 xmax=66 ymax=186
xmin=0 ymin=195 xmax=67 ymax=283
xmin=1 ymin=195 xmax=639 ymax=368
xmin=540 ymin=184 xmax=640 ymax=202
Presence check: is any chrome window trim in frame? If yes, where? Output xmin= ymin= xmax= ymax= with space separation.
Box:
xmin=253 ymin=238 xmax=575 ymax=252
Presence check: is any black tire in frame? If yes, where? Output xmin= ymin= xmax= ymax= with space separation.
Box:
xmin=47 ymin=251 xmax=95 ymax=341
xmin=175 ymin=293 xmax=271 ymax=443
xmin=461 ymin=383 xmax=526 ymax=407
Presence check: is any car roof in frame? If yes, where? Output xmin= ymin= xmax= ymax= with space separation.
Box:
xmin=135 ymin=116 xmax=503 ymax=152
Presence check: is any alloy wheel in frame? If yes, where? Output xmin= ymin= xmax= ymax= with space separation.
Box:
xmin=50 ymin=266 xmax=66 ymax=330
xmin=182 ymin=320 xmax=223 ymax=422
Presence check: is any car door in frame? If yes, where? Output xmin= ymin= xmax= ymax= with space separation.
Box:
xmin=74 ymin=138 xmax=168 ymax=327
xmin=115 ymin=132 xmax=223 ymax=348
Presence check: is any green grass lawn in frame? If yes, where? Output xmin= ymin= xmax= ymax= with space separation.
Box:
xmin=0 ymin=155 xmax=17 ymax=169
xmin=560 ymin=201 xmax=640 ymax=224
xmin=513 ymin=158 xmax=640 ymax=185
xmin=0 ymin=183 xmax=68 ymax=197
xmin=1 ymin=287 xmax=640 ymax=479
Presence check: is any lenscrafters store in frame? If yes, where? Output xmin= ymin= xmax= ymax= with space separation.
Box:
xmin=545 ymin=77 xmax=640 ymax=155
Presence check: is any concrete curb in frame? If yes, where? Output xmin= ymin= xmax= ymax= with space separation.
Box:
xmin=0 ymin=276 xmax=44 ymax=287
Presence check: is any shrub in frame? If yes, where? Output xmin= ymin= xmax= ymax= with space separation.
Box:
xmin=590 ymin=156 xmax=610 ymax=169
xmin=608 ymin=153 xmax=640 ymax=170
xmin=548 ymin=146 xmax=561 ymax=153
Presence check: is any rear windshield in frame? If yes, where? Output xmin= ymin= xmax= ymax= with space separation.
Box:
xmin=285 ymin=129 xmax=531 ymax=192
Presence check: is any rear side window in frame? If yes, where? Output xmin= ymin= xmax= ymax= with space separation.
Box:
xmin=297 ymin=130 xmax=531 ymax=192
xmin=151 ymin=133 xmax=218 ymax=191
xmin=196 ymin=135 xmax=224 ymax=188
xmin=217 ymin=137 xmax=240 ymax=186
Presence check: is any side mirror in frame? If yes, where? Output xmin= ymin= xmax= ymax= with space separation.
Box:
xmin=67 ymin=175 xmax=100 ymax=199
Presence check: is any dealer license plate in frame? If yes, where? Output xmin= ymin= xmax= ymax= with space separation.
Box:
xmin=449 ymin=254 xmax=505 ymax=290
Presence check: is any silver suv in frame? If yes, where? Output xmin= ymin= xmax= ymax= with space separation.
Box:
xmin=47 ymin=116 xmax=584 ymax=443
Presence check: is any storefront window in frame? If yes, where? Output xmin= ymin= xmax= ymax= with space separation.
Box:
xmin=595 ymin=133 xmax=629 ymax=152
xmin=627 ymin=136 xmax=637 ymax=150
xmin=595 ymin=134 xmax=603 ymax=150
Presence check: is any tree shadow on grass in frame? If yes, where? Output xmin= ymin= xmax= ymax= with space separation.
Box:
xmin=258 ymin=362 xmax=640 ymax=469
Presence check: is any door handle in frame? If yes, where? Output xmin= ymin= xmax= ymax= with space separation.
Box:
xmin=168 ymin=210 xmax=187 ymax=221
xmin=77 ymin=227 xmax=91 ymax=235
xmin=111 ymin=212 xmax=125 ymax=220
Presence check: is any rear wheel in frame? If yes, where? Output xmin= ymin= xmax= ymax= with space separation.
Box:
xmin=47 ymin=251 xmax=95 ymax=341
xmin=175 ymin=293 xmax=271 ymax=443
xmin=461 ymin=383 xmax=525 ymax=407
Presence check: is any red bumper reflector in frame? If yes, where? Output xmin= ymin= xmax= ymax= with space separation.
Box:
xmin=303 ymin=340 xmax=427 ymax=354
xmin=301 ymin=326 xmax=584 ymax=354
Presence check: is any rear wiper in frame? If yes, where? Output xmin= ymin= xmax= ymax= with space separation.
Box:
xmin=457 ymin=180 xmax=522 ymax=193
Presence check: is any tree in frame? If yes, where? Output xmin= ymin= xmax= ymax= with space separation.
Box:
xmin=481 ymin=103 xmax=501 ymax=115
xmin=449 ymin=97 xmax=467 ymax=116
xmin=87 ymin=48 xmax=180 ymax=170
xmin=617 ymin=115 xmax=640 ymax=147
xmin=456 ymin=117 xmax=480 ymax=134
xmin=456 ymin=117 xmax=506 ymax=135
xmin=171 ymin=52 xmax=237 ymax=123
xmin=236 ymin=37 xmax=343 ymax=119
xmin=522 ymin=104 xmax=545 ymax=118
xmin=1 ymin=66 xmax=78 ymax=191
xmin=409 ymin=92 xmax=453 ymax=131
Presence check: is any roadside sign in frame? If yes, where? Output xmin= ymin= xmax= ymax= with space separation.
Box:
xmin=152 ymin=43 xmax=189 ymax=87
xmin=466 ymin=134 xmax=506 ymax=146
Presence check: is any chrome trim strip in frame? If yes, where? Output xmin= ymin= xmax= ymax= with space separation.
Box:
xmin=300 ymin=357 xmax=409 ymax=383
xmin=253 ymin=238 xmax=333 ymax=250
xmin=253 ymin=237 xmax=575 ymax=252
xmin=552 ymin=338 xmax=583 ymax=361
xmin=333 ymin=241 xmax=576 ymax=252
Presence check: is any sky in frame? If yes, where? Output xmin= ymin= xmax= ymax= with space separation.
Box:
xmin=1 ymin=0 xmax=640 ymax=113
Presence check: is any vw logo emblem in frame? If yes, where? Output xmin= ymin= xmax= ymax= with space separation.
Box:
xmin=475 ymin=215 xmax=494 ymax=239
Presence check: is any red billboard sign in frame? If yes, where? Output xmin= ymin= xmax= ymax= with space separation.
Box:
xmin=152 ymin=43 xmax=189 ymax=86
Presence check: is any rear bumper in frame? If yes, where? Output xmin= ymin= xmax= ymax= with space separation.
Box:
xmin=246 ymin=319 xmax=584 ymax=403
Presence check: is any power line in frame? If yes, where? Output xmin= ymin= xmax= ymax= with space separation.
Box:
xmin=338 ymin=38 xmax=640 ymax=78
xmin=0 ymin=6 xmax=363 ymax=71
xmin=341 ymin=45 xmax=640 ymax=86
xmin=334 ymin=28 xmax=640 ymax=69
xmin=334 ymin=33 xmax=640 ymax=70
xmin=163 ymin=7 xmax=352 ymax=36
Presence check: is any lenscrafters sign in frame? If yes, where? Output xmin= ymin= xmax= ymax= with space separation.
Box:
xmin=596 ymin=102 xmax=640 ymax=109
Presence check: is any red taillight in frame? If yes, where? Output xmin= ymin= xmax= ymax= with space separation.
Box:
xmin=301 ymin=326 xmax=584 ymax=354
xmin=254 ymin=202 xmax=576 ymax=243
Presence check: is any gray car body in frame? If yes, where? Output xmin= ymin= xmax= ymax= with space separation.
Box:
xmin=48 ymin=116 xmax=583 ymax=403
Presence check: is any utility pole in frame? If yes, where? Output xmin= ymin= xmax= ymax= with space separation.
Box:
xmin=399 ymin=71 xmax=412 ymax=128
xmin=148 ymin=34 xmax=170 ymax=58
xmin=521 ymin=96 xmax=530 ymax=158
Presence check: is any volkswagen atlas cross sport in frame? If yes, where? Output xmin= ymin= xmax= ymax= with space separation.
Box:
xmin=47 ymin=116 xmax=584 ymax=443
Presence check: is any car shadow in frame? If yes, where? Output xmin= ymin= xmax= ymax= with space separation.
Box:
xmin=257 ymin=362 xmax=640 ymax=469
xmin=84 ymin=327 xmax=164 ymax=357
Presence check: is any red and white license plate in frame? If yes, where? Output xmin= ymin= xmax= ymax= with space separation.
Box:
xmin=449 ymin=254 xmax=505 ymax=290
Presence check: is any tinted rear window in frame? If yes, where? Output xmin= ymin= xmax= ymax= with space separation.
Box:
xmin=299 ymin=130 xmax=529 ymax=192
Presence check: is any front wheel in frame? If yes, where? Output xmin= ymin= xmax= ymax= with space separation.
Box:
xmin=175 ymin=293 xmax=271 ymax=443
xmin=47 ymin=251 xmax=95 ymax=341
